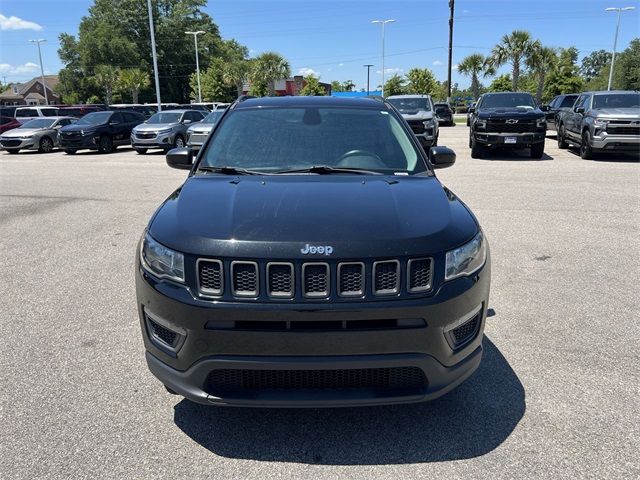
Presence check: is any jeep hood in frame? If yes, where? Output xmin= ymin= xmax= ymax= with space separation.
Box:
xmin=149 ymin=175 xmax=478 ymax=258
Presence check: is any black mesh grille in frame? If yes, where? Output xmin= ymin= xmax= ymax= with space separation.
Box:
xmin=267 ymin=263 xmax=293 ymax=297
xmin=486 ymin=120 xmax=537 ymax=133
xmin=338 ymin=263 xmax=364 ymax=296
xmin=451 ymin=314 xmax=480 ymax=346
xmin=148 ymin=318 xmax=178 ymax=347
xmin=408 ymin=258 xmax=432 ymax=292
xmin=135 ymin=132 xmax=156 ymax=139
xmin=407 ymin=120 xmax=426 ymax=134
xmin=198 ymin=260 xmax=222 ymax=294
xmin=374 ymin=261 xmax=399 ymax=294
xmin=0 ymin=139 xmax=21 ymax=147
xmin=303 ymin=264 xmax=329 ymax=297
xmin=232 ymin=262 xmax=258 ymax=296
xmin=204 ymin=367 xmax=427 ymax=396
xmin=606 ymin=126 xmax=640 ymax=135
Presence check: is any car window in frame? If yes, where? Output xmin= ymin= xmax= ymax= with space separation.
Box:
xmin=110 ymin=112 xmax=125 ymax=124
xmin=200 ymin=106 xmax=424 ymax=174
xmin=16 ymin=109 xmax=38 ymax=117
xmin=387 ymin=98 xmax=432 ymax=113
xmin=592 ymin=93 xmax=640 ymax=109
xmin=41 ymin=109 xmax=59 ymax=117
xmin=479 ymin=93 xmax=536 ymax=109
xmin=21 ymin=118 xmax=56 ymax=128
xmin=574 ymin=95 xmax=589 ymax=110
xmin=57 ymin=119 xmax=72 ymax=126
xmin=559 ymin=96 xmax=578 ymax=108
xmin=122 ymin=112 xmax=139 ymax=123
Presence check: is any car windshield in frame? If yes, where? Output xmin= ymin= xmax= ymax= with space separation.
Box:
xmin=560 ymin=96 xmax=578 ymax=108
xmin=387 ymin=98 xmax=431 ymax=113
xmin=146 ymin=112 xmax=181 ymax=124
xmin=480 ymin=94 xmax=537 ymax=109
xmin=592 ymin=93 xmax=640 ymax=109
xmin=199 ymin=106 xmax=425 ymax=174
xmin=76 ymin=112 xmax=111 ymax=125
xmin=200 ymin=111 xmax=223 ymax=124
xmin=21 ymin=118 xmax=56 ymax=128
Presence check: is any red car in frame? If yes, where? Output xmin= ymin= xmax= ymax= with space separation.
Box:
xmin=0 ymin=116 xmax=21 ymax=134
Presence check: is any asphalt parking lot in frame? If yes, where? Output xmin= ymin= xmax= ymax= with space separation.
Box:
xmin=1 ymin=127 xmax=638 ymax=479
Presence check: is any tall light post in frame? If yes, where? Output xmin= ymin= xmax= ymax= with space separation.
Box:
xmin=371 ymin=19 xmax=395 ymax=97
xmin=605 ymin=6 xmax=636 ymax=91
xmin=29 ymin=39 xmax=49 ymax=105
xmin=147 ymin=0 xmax=162 ymax=111
xmin=363 ymin=64 xmax=373 ymax=96
xmin=185 ymin=30 xmax=205 ymax=103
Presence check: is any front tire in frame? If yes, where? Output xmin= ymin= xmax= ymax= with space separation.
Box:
xmin=98 ymin=135 xmax=113 ymax=154
xmin=580 ymin=130 xmax=594 ymax=159
xmin=173 ymin=135 xmax=185 ymax=149
xmin=557 ymin=124 xmax=568 ymax=149
xmin=38 ymin=136 xmax=54 ymax=153
xmin=530 ymin=143 xmax=544 ymax=159
xmin=64 ymin=149 xmax=77 ymax=155
xmin=135 ymin=148 xmax=147 ymax=154
xmin=470 ymin=137 xmax=484 ymax=159
xmin=6 ymin=148 xmax=20 ymax=154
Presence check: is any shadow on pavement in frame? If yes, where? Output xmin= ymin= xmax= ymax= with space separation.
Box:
xmin=173 ymin=336 xmax=525 ymax=465
xmin=566 ymin=148 xmax=640 ymax=162
xmin=476 ymin=150 xmax=554 ymax=161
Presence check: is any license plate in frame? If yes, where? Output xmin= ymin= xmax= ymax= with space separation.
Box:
xmin=504 ymin=137 xmax=517 ymax=144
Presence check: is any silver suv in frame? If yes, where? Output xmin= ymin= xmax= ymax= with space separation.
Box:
xmin=186 ymin=108 xmax=226 ymax=150
xmin=557 ymin=91 xmax=640 ymax=159
xmin=387 ymin=95 xmax=439 ymax=148
xmin=130 ymin=109 xmax=205 ymax=154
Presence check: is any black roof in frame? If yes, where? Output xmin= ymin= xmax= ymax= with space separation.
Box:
xmin=235 ymin=96 xmax=387 ymax=109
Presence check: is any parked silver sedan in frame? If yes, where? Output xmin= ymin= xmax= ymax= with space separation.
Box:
xmin=186 ymin=108 xmax=226 ymax=150
xmin=130 ymin=109 xmax=205 ymax=154
xmin=0 ymin=116 xmax=76 ymax=154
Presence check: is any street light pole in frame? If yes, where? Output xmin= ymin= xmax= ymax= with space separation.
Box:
xmin=147 ymin=0 xmax=162 ymax=111
xmin=371 ymin=19 xmax=395 ymax=97
xmin=605 ymin=6 xmax=635 ymax=91
xmin=447 ymin=0 xmax=455 ymax=103
xmin=185 ymin=31 xmax=205 ymax=103
xmin=363 ymin=64 xmax=373 ymax=96
xmin=29 ymin=39 xmax=49 ymax=105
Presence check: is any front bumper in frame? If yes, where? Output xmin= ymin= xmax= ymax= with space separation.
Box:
xmin=135 ymin=258 xmax=491 ymax=407
xmin=474 ymin=131 xmax=546 ymax=146
xmin=59 ymin=134 xmax=98 ymax=150
xmin=591 ymin=132 xmax=640 ymax=151
xmin=186 ymin=132 xmax=209 ymax=149
xmin=0 ymin=137 xmax=36 ymax=150
xmin=131 ymin=131 xmax=175 ymax=149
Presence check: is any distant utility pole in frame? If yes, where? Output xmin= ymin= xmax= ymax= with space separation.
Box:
xmin=147 ymin=0 xmax=162 ymax=110
xmin=29 ymin=39 xmax=49 ymax=105
xmin=371 ymin=19 xmax=395 ymax=97
xmin=447 ymin=0 xmax=455 ymax=103
xmin=364 ymin=64 xmax=373 ymax=96
xmin=185 ymin=31 xmax=205 ymax=103
xmin=605 ymin=6 xmax=635 ymax=91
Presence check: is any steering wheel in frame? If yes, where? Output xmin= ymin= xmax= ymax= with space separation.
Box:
xmin=336 ymin=149 xmax=387 ymax=169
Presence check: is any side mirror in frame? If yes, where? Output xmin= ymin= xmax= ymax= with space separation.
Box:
xmin=429 ymin=146 xmax=456 ymax=169
xmin=166 ymin=147 xmax=193 ymax=170
xmin=182 ymin=119 xmax=192 ymax=124
xmin=575 ymin=107 xmax=585 ymax=114
xmin=468 ymin=107 xmax=475 ymax=113
xmin=540 ymin=105 xmax=550 ymax=112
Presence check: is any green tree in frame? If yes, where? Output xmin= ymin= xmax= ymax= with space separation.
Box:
xmin=611 ymin=38 xmax=640 ymax=90
xmin=543 ymin=48 xmax=584 ymax=99
xmin=488 ymin=74 xmax=513 ymax=92
xmin=526 ymin=43 xmax=557 ymax=103
xmin=330 ymin=80 xmax=343 ymax=92
xmin=457 ymin=53 xmax=495 ymax=100
xmin=341 ymin=80 xmax=355 ymax=92
xmin=487 ymin=30 xmax=536 ymax=90
xmin=405 ymin=68 xmax=438 ymax=95
xmin=195 ymin=58 xmax=235 ymax=102
xmin=118 ymin=68 xmax=150 ymax=103
xmin=383 ymin=74 xmax=406 ymax=97
xmin=93 ymin=65 xmax=120 ymax=104
xmin=300 ymin=75 xmax=327 ymax=96
xmin=250 ymin=52 xmax=291 ymax=96
xmin=580 ymin=50 xmax=613 ymax=82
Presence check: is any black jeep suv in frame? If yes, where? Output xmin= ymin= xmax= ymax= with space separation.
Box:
xmin=469 ymin=92 xmax=547 ymax=159
xmin=58 ymin=110 xmax=144 ymax=154
xmin=136 ymin=96 xmax=491 ymax=407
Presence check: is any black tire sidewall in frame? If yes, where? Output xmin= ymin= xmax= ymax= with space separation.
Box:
xmin=39 ymin=136 xmax=53 ymax=153
xmin=99 ymin=136 xmax=113 ymax=153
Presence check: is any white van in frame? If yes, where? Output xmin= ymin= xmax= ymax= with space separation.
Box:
xmin=14 ymin=106 xmax=59 ymax=124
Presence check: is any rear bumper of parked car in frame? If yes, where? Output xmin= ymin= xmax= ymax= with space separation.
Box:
xmin=135 ymin=259 xmax=491 ymax=407
xmin=591 ymin=132 xmax=640 ymax=151
xmin=474 ymin=131 xmax=546 ymax=146
xmin=131 ymin=131 xmax=176 ymax=149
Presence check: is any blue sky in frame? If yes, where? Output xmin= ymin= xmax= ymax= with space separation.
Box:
xmin=1 ymin=0 xmax=639 ymax=89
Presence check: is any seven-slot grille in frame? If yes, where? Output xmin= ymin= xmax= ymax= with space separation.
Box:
xmin=196 ymin=257 xmax=435 ymax=299
xmin=486 ymin=119 xmax=536 ymax=133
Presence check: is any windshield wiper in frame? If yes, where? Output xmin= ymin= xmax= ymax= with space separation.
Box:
xmin=276 ymin=165 xmax=382 ymax=175
xmin=198 ymin=165 xmax=263 ymax=175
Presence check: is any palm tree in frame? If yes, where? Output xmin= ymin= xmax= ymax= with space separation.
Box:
xmin=526 ymin=43 xmax=557 ymax=103
xmin=487 ymin=30 xmax=535 ymax=90
xmin=457 ymin=54 xmax=495 ymax=99
xmin=93 ymin=65 xmax=120 ymax=104
xmin=118 ymin=68 xmax=150 ymax=103
xmin=222 ymin=59 xmax=251 ymax=98
xmin=250 ymin=52 xmax=291 ymax=96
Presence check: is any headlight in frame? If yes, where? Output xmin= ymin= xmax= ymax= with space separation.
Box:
xmin=19 ymin=135 xmax=33 ymax=139
xmin=594 ymin=118 xmax=609 ymax=127
xmin=80 ymin=129 xmax=95 ymax=136
xmin=140 ymin=232 xmax=185 ymax=283
xmin=423 ymin=119 xmax=435 ymax=127
xmin=445 ymin=231 xmax=487 ymax=281
xmin=155 ymin=128 xmax=173 ymax=134
xmin=536 ymin=118 xmax=547 ymax=128
xmin=475 ymin=119 xmax=487 ymax=129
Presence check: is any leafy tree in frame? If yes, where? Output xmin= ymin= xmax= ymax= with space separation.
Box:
xmin=526 ymin=43 xmax=557 ymax=103
xmin=488 ymin=74 xmax=513 ymax=92
xmin=330 ymin=81 xmax=343 ymax=92
xmin=543 ymin=49 xmax=584 ymax=99
xmin=219 ymin=40 xmax=251 ymax=98
xmin=93 ymin=65 xmax=120 ymax=104
xmin=300 ymin=75 xmax=327 ymax=96
xmin=487 ymin=30 xmax=535 ymax=90
xmin=340 ymin=80 xmax=355 ymax=92
xmin=195 ymin=58 xmax=235 ymax=102
xmin=383 ymin=74 xmax=406 ymax=97
xmin=250 ymin=52 xmax=291 ymax=96
xmin=580 ymin=50 xmax=613 ymax=82
xmin=611 ymin=38 xmax=640 ymax=90
xmin=118 ymin=68 xmax=150 ymax=103
xmin=457 ymin=53 xmax=495 ymax=100
xmin=405 ymin=68 xmax=438 ymax=95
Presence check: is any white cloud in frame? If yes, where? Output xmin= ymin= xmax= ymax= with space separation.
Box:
xmin=377 ymin=67 xmax=403 ymax=75
xmin=453 ymin=64 xmax=459 ymax=71
xmin=463 ymin=9 xmax=470 ymax=14
xmin=338 ymin=63 xmax=344 ymax=67
xmin=433 ymin=60 xmax=444 ymax=66
xmin=0 ymin=14 xmax=43 ymax=31
xmin=297 ymin=67 xmax=319 ymax=77
xmin=0 ymin=62 xmax=39 ymax=75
